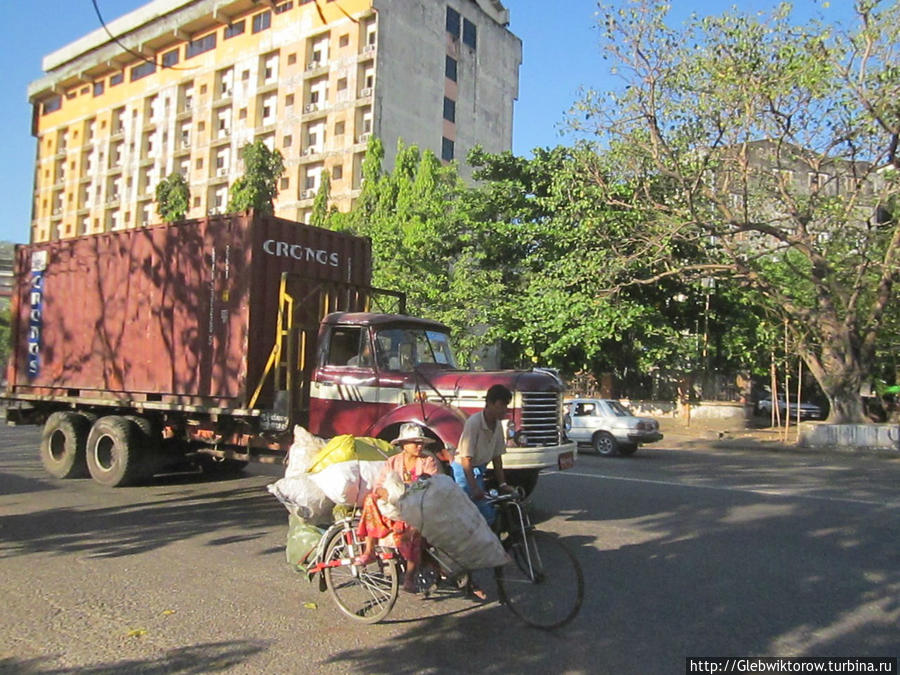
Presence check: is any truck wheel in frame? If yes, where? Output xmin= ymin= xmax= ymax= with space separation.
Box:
xmin=86 ymin=416 xmax=145 ymax=487
xmin=592 ymin=431 xmax=619 ymax=457
xmin=505 ymin=469 xmax=539 ymax=499
xmin=40 ymin=412 xmax=91 ymax=479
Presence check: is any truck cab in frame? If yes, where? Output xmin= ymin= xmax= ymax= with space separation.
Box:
xmin=307 ymin=312 xmax=577 ymax=492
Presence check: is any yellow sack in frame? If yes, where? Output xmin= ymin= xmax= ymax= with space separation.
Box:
xmin=306 ymin=435 xmax=396 ymax=474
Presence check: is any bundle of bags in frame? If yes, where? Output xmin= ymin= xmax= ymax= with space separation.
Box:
xmin=269 ymin=426 xmax=396 ymax=570
xmin=270 ymin=426 xmax=507 ymax=572
xmin=267 ymin=426 xmax=396 ymax=525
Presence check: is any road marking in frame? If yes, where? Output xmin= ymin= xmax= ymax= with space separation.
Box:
xmin=547 ymin=471 xmax=899 ymax=508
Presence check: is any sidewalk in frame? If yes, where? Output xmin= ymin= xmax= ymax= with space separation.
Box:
xmin=657 ymin=417 xmax=900 ymax=458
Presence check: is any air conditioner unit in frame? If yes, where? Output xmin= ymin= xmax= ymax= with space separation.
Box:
xmin=363 ymin=44 xmax=376 ymax=54
xmin=208 ymin=208 xmax=219 ymax=216
xmin=306 ymin=61 xmax=321 ymax=71
xmin=303 ymin=147 xmax=314 ymax=156
xmin=360 ymin=87 xmax=372 ymax=97
xmin=302 ymin=189 xmax=315 ymax=199
xmin=52 ymin=209 xmax=62 ymax=216
xmin=181 ymin=139 xmax=190 ymax=149
xmin=357 ymin=132 xmax=371 ymax=144
xmin=304 ymin=103 xmax=318 ymax=113
xmin=217 ymin=167 xmax=228 ymax=177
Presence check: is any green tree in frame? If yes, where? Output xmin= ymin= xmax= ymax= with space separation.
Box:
xmin=569 ymin=0 xmax=900 ymax=422
xmin=227 ymin=141 xmax=285 ymax=214
xmin=155 ymin=173 xmax=190 ymax=223
xmin=309 ymin=171 xmax=331 ymax=228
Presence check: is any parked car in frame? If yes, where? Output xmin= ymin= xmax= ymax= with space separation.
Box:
xmin=755 ymin=395 xmax=825 ymax=420
xmin=564 ymin=398 xmax=663 ymax=457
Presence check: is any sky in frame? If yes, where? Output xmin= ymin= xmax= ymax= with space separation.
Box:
xmin=0 ymin=0 xmax=849 ymax=244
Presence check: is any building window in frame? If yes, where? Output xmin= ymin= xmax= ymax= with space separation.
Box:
xmin=283 ymin=134 xmax=293 ymax=148
xmin=252 ymin=11 xmax=272 ymax=33
xmin=275 ymin=2 xmax=294 ymax=14
xmin=42 ymin=96 xmax=62 ymax=115
xmin=280 ymin=177 xmax=290 ymax=190
xmin=443 ymin=97 xmax=456 ymax=123
xmin=93 ymin=81 xmax=105 ymax=97
xmin=445 ymin=56 xmax=457 ymax=82
xmin=288 ymin=53 xmax=297 ymax=65
xmin=339 ymin=34 xmax=350 ymax=48
xmin=334 ymin=121 xmax=345 ymax=135
xmin=463 ymin=18 xmax=477 ymax=48
xmin=332 ymin=165 xmax=343 ymax=180
xmin=446 ymin=7 xmax=461 ymax=38
xmin=224 ymin=20 xmax=245 ymax=40
xmin=441 ymin=137 xmax=454 ymax=161
xmin=286 ymin=94 xmax=295 ymax=107
xmin=186 ymin=32 xmax=216 ymax=58
xmin=131 ymin=61 xmax=156 ymax=82
xmin=162 ymin=49 xmax=179 ymax=68
xmin=110 ymin=72 xmax=124 ymax=86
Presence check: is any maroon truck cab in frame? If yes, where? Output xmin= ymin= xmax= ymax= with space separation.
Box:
xmin=306 ymin=312 xmax=576 ymax=487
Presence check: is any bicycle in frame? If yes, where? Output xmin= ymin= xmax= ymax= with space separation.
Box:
xmin=306 ymin=488 xmax=584 ymax=629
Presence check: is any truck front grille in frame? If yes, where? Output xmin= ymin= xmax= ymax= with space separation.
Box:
xmin=519 ymin=391 xmax=561 ymax=446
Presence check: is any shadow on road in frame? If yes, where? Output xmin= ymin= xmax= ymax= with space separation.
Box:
xmin=0 ymin=640 xmax=269 ymax=674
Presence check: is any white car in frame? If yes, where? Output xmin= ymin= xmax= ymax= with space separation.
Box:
xmin=564 ymin=398 xmax=663 ymax=456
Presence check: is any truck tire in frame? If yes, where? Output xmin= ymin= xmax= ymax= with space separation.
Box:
xmin=40 ymin=412 xmax=91 ymax=479
xmin=86 ymin=416 xmax=145 ymax=487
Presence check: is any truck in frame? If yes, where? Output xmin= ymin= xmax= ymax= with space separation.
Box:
xmin=4 ymin=212 xmax=575 ymax=492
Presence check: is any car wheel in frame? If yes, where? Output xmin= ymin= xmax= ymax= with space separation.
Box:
xmin=618 ymin=443 xmax=638 ymax=456
xmin=592 ymin=431 xmax=619 ymax=457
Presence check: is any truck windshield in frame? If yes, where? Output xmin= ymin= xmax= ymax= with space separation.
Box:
xmin=374 ymin=328 xmax=457 ymax=371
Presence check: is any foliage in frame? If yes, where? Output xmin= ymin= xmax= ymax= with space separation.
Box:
xmin=568 ymin=0 xmax=900 ymax=421
xmin=227 ymin=141 xmax=285 ymax=215
xmin=309 ymin=171 xmax=331 ymax=228
xmin=154 ymin=173 xmax=190 ymax=223
xmin=327 ymin=138 xmax=503 ymax=365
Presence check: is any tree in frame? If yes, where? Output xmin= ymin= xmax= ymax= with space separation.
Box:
xmin=227 ymin=141 xmax=285 ymax=214
xmin=155 ymin=173 xmax=190 ymax=223
xmin=570 ymin=0 xmax=900 ymax=422
xmin=309 ymin=171 xmax=331 ymax=228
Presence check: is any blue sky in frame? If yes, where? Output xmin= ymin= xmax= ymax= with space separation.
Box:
xmin=0 ymin=0 xmax=846 ymax=243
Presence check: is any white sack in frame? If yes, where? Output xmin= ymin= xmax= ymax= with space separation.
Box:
xmin=377 ymin=470 xmax=405 ymax=520
xmin=267 ymin=474 xmax=334 ymax=525
xmin=309 ymin=460 xmax=385 ymax=506
xmin=284 ymin=426 xmax=328 ymax=479
xmin=398 ymin=474 xmax=508 ymax=571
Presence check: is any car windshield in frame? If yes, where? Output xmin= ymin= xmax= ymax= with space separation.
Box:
xmin=374 ymin=327 xmax=457 ymax=371
xmin=605 ymin=400 xmax=632 ymax=417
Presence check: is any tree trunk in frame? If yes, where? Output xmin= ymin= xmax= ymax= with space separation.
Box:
xmin=803 ymin=342 xmax=868 ymax=424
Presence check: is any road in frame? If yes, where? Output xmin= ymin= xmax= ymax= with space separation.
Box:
xmin=1 ymin=425 xmax=898 ymax=674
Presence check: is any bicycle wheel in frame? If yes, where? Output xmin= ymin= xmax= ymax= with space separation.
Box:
xmin=323 ymin=529 xmax=399 ymax=624
xmin=495 ymin=530 xmax=584 ymax=629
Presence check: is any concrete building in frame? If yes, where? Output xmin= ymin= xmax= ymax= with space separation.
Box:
xmin=27 ymin=0 xmax=521 ymax=243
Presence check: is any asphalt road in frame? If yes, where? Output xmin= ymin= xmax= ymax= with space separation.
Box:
xmin=1 ymin=425 xmax=898 ymax=674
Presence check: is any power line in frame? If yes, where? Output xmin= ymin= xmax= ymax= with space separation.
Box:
xmin=90 ymin=0 xmax=198 ymax=73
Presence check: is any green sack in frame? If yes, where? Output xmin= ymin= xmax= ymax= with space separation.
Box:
xmin=286 ymin=514 xmax=324 ymax=573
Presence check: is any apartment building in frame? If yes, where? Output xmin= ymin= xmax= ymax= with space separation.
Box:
xmin=27 ymin=0 xmax=521 ymax=243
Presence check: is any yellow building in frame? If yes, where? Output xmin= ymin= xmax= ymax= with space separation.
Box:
xmin=27 ymin=0 xmax=521 ymax=243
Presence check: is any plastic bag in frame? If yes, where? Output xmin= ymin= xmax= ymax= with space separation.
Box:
xmin=309 ymin=459 xmax=385 ymax=506
xmin=399 ymin=474 xmax=508 ymax=571
xmin=377 ymin=470 xmax=405 ymax=520
xmin=285 ymin=426 xmax=327 ymax=479
xmin=286 ymin=513 xmax=324 ymax=572
xmin=306 ymin=435 xmax=395 ymax=474
xmin=267 ymin=473 xmax=334 ymax=525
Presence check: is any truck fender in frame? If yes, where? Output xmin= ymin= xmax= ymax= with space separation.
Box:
xmin=370 ymin=403 xmax=467 ymax=451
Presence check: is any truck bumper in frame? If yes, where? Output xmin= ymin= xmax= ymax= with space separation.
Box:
xmin=501 ymin=441 xmax=578 ymax=471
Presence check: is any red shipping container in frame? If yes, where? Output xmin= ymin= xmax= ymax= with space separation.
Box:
xmin=6 ymin=213 xmax=372 ymax=410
